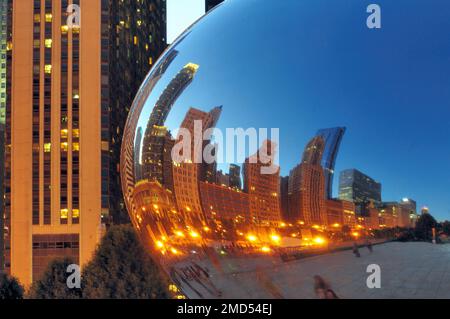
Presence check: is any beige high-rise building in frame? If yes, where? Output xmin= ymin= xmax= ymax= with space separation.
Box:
xmin=4 ymin=0 xmax=167 ymax=286
xmin=7 ymin=0 xmax=102 ymax=286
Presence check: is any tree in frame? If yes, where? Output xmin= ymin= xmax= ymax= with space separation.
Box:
xmin=82 ymin=225 xmax=170 ymax=299
xmin=28 ymin=258 xmax=82 ymax=299
xmin=0 ymin=273 xmax=24 ymax=299
xmin=415 ymin=213 xmax=437 ymax=241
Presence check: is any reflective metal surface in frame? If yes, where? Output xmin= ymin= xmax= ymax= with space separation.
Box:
xmin=120 ymin=0 xmax=450 ymax=298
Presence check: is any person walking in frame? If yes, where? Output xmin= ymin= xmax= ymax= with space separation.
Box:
xmin=366 ymin=239 xmax=373 ymax=253
xmin=352 ymin=242 xmax=360 ymax=257
xmin=314 ymin=275 xmax=339 ymax=299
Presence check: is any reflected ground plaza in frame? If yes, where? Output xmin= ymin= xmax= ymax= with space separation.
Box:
xmin=178 ymin=242 xmax=450 ymax=299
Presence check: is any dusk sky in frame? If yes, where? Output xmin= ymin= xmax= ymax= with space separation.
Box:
xmin=156 ymin=0 xmax=450 ymax=220
xmin=167 ymin=0 xmax=204 ymax=43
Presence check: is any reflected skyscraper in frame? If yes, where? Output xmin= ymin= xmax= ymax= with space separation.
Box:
xmin=288 ymin=136 xmax=327 ymax=225
xmin=172 ymin=106 xmax=222 ymax=225
xmin=142 ymin=63 xmax=200 ymax=182
xmin=134 ymin=127 xmax=143 ymax=181
xmin=316 ymin=127 xmax=346 ymax=199
xmin=243 ymin=140 xmax=281 ymax=227
xmin=229 ymin=164 xmax=242 ymax=189
xmin=338 ymin=169 xmax=381 ymax=216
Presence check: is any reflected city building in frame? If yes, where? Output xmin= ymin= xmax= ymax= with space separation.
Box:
xmin=120 ymin=1 xmax=438 ymax=298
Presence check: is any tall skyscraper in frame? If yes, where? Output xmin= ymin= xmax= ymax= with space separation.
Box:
xmin=105 ymin=0 xmax=167 ymax=223
xmin=4 ymin=0 xmax=166 ymax=286
xmin=338 ymin=169 xmax=382 ymax=216
xmin=205 ymin=0 xmax=224 ymax=12
xmin=316 ymin=127 xmax=346 ymax=199
xmin=142 ymin=63 xmax=199 ymax=183
xmin=243 ymin=140 xmax=281 ymax=227
xmin=288 ymin=136 xmax=327 ymax=226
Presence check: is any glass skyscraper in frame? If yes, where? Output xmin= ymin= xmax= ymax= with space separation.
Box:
xmin=316 ymin=127 xmax=346 ymax=199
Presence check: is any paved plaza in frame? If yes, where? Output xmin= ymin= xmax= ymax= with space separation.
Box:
xmin=178 ymin=242 xmax=450 ymax=299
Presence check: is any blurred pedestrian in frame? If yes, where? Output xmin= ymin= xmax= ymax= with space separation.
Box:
xmin=366 ymin=239 xmax=373 ymax=253
xmin=325 ymin=289 xmax=339 ymax=299
xmin=352 ymin=242 xmax=360 ymax=258
xmin=314 ymin=275 xmax=339 ymax=299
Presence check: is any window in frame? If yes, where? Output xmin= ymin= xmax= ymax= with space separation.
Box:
xmin=44 ymin=64 xmax=52 ymax=74
xmin=44 ymin=143 xmax=51 ymax=153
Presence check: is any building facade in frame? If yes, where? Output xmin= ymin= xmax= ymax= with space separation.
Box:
xmin=382 ymin=201 xmax=414 ymax=228
xmin=325 ymin=199 xmax=356 ymax=227
xmin=4 ymin=0 xmax=166 ymax=285
xmin=172 ymin=106 xmax=222 ymax=227
xmin=199 ymin=181 xmax=250 ymax=223
xmin=279 ymin=176 xmax=289 ymax=222
xmin=0 ymin=0 xmax=9 ymax=272
xmin=107 ymin=0 xmax=167 ymax=223
xmin=243 ymin=140 xmax=281 ymax=227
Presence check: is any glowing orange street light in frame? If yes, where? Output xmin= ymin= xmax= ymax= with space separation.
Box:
xmin=261 ymin=246 xmax=271 ymax=253
xmin=175 ymin=230 xmax=185 ymax=238
xmin=352 ymin=232 xmax=360 ymax=237
xmin=247 ymin=234 xmax=258 ymax=242
xmin=156 ymin=241 xmax=164 ymax=249
xmin=313 ymin=237 xmax=326 ymax=245
xmin=270 ymin=234 xmax=281 ymax=244
xmin=189 ymin=231 xmax=200 ymax=239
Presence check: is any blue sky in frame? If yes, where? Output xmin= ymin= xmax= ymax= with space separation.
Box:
xmin=167 ymin=0 xmax=205 ymax=43
xmin=157 ymin=0 xmax=450 ymax=220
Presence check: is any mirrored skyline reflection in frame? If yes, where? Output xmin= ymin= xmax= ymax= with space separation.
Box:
xmin=129 ymin=0 xmax=450 ymax=220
